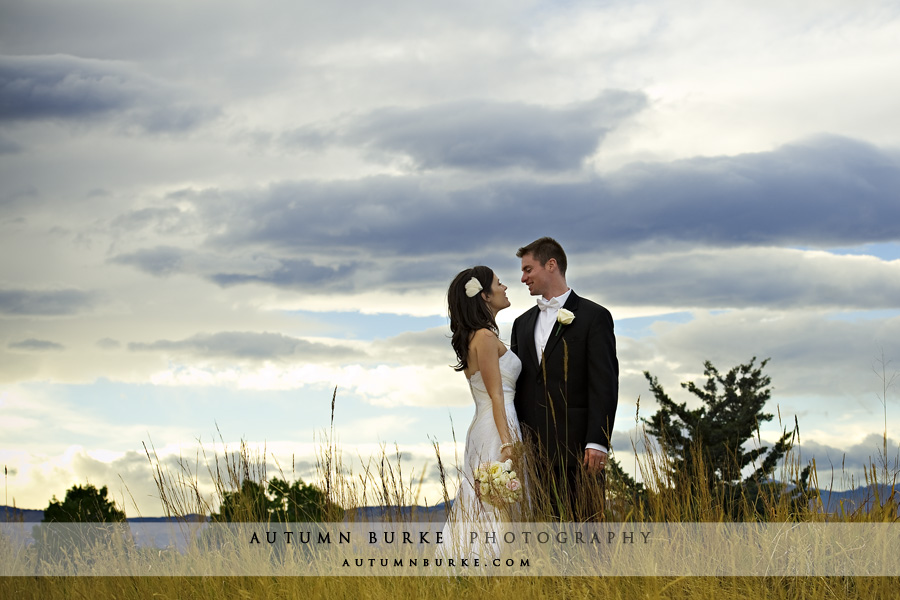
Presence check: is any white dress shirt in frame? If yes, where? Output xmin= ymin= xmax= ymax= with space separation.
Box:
xmin=534 ymin=288 xmax=572 ymax=362
xmin=534 ymin=288 xmax=608 ymax=455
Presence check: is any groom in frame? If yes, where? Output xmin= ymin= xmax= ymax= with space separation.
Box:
xmin=511 ymin=237 xmax=618 ymax=521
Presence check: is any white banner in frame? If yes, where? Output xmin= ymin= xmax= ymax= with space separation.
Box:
xmin=2 ymin=522 xmax=898 ymax=576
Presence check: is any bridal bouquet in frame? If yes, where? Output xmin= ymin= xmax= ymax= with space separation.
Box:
xmin=475 ymin=459 xmax=522 ymax=506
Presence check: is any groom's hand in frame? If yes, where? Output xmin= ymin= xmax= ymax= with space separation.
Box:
xmin=584 ymin=448 xmax=607 ymax=473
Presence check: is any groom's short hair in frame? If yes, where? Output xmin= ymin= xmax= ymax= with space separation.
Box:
xmin=517 ymin=237 xmax=567 ymax=276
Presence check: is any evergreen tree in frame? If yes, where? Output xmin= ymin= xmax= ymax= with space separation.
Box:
xmin=643 ymin=357 xmax=806 ymax=518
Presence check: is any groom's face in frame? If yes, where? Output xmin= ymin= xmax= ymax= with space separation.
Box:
xmin=520 ymin=253 xmax=551 ymax=298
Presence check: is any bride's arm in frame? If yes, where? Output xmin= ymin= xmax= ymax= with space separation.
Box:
xmin=470 ymin=329 xmax=515 ymax=461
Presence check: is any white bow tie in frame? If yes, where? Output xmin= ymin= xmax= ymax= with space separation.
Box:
xmin=537 ymin=297 xmax=560 ymax=311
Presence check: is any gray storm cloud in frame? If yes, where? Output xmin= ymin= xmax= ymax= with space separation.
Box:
xmin=1 ymin=54 xmax=139 ymax=120
xmin=111 ymin=246 xmax=189 ymax=277
xmin=798 ymin=434 xmax=899 ymax=474
xmin=8 ymin=338 xmax=65 ymax=352
xmin=105 ymin=135 xmax=900 ymax=310
xmin=590 ymin=247 xmax=900 ymax=310
xmin=210 ymin=259 xmax=362 ymax=290
xmin=0 ymin=288 xmax=95 ymax=316
xmin=284 ymin=90 xmax=648 ymax=172
xmin=178 ymin=135 xmax=900 ymax=257
xmin=128 ymin=331 xmax=362 ymax=361
xmin=0 ymin=54 xmax=218 ymax=132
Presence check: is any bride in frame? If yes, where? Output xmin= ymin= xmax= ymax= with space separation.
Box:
xmin=440 ymin=266 xmax=524 ymax=559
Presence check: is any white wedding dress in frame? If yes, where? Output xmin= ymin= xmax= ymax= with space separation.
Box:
xmin=440 ymin=349 xmax=524 ymax=559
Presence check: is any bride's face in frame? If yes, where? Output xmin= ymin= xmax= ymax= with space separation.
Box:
xmin=482 ymin=273 xmax=510 ymax=315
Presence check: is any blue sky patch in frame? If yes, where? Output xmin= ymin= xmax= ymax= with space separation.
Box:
xmin=287 ymin=310 xmax=448 ymax=340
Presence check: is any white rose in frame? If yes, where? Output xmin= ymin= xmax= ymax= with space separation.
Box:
xmin=557 ymin=308 xmax=575 ymax=325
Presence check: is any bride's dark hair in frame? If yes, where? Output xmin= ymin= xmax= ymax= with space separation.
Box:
xmin=448 ymin=266 xmax=498 ymax=372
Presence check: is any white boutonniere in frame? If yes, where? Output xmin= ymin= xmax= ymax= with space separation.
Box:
xmin=555 ymin=308 xmax=575 ymax=336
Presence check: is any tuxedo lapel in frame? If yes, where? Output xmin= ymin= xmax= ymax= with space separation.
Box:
xmin=519 ymin=306 xmax=541 ymax=371
xmin=541 ymin=291 xmax=581 ymax=364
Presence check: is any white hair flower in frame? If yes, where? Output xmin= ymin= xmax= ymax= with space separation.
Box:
xmin=464 ymin=277 xmax=483 ymax=298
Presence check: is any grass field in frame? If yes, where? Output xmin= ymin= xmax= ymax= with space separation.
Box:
xmin=3 ymin=574 xmax=900 ymax=600
xmin=2 ymin=389 xmax=897 ymax=599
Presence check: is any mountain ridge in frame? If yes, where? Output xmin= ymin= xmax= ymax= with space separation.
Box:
xmin=2 ymin=483 xmax=895 ymax=522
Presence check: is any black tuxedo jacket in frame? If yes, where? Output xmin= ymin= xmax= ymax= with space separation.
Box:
xmin=511 ymin=291 xmax=619 ymax=463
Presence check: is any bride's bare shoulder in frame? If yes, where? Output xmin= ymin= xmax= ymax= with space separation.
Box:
xmin=468 ymin=328 xmax=498 ymax=345
xmin=469 ymin=329 xmax=506 ymax=356
xmin=473 ymin=327 xmax=498 ymax=338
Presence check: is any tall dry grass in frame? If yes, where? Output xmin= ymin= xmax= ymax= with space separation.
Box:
xmin=5 ymin=573 xmax=900 ymax=600
xmin=2 ymin=384 xmax=898 ymax=598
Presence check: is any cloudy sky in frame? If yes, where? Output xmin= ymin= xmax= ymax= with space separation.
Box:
xmin=2 ymin=0 xmax=899 ymax=516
